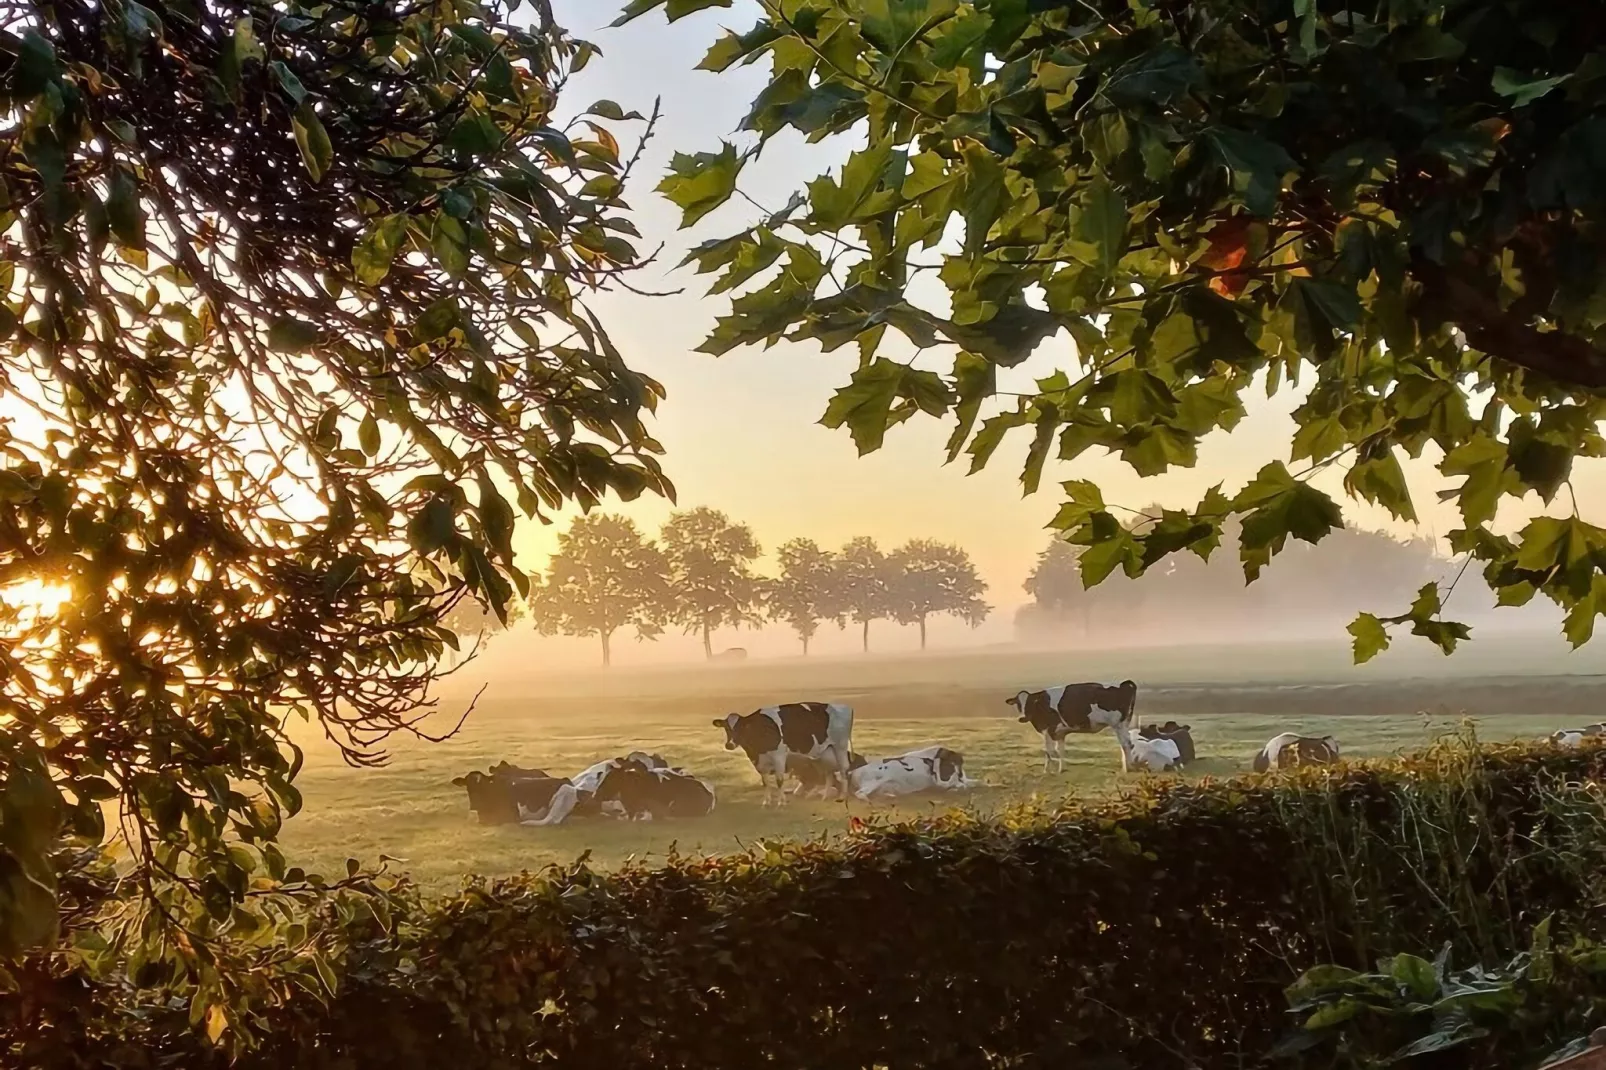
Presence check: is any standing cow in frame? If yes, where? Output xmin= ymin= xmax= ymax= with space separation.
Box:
xmin=714 ymin=702 xmax=855 ymax=806
xmin=1007 ymin=681 xmax=1139 ymax=773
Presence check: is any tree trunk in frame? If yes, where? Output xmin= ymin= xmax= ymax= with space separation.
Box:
xmin=600 ymin=629 xmax=612 ymax=668
xmin=702 ymin=620 xmax=713 ymax=660
xmin=861 ymin=618 xmax=870 ymax=653
xmin=801 ymin=631 xmax=810 ymax=656
xmin=918 ymin=615 xmax=928 ymax=650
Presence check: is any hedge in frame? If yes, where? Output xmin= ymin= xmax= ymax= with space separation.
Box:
xmin=8 ymin=740 xmax=1606 ymax=1069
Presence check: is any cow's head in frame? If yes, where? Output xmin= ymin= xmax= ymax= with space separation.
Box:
xmin=1321 ymin=735 xmax=1340 ymax=755
xmin=451 ymin=770 xmax=516 ymax=823
xmin=1006 ymin=691 xmax=1031 ymax=722
xmin=713 ymin=712 xmax=741 ymax=750
xmin=624 ymin=750 xmax=667 ymax=770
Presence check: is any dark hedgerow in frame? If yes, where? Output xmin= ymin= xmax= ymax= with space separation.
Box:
xmin=7 ymin=740 xmax=1606 ymax=1069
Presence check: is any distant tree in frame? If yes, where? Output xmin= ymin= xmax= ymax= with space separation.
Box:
xmin=837 ymin=537 xmax=893 ymax=653
xmin=764 ymin=538 xmax=843 ymax=655
xmin=660 ymin=507 xmax=764 ymax=659
xmin=888 ymin=540 xmax=990 ymax=650
xmin=528 ymin=515 xmax=669 ymax=667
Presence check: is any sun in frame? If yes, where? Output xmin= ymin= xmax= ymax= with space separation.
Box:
xmin=0 ymin=578 xmax=74 ymax=624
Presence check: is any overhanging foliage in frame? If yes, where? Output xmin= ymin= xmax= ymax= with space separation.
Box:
xmin=621 ymin=0 xmax=1606 ymax=660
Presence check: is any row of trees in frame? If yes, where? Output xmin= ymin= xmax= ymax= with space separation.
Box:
xmin=459 ymin=508 xmax=990 ymax=665
xmin=1020 ymin=519 xmax=1445 ymax=639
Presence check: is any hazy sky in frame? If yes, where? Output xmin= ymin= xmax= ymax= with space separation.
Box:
xmin=506 ymin=1 xmax=1606 ymax=644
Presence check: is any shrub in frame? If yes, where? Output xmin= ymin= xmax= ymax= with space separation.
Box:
xmin=7 ymin=740 xmax=1606 ymax=1069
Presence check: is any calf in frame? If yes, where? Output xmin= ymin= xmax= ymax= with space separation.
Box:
xmin=452 ymin=769 xmax=577 ymax=826
xmin=849 ymin=745 xmax=974 ymax=800
xmin=1123 ymin=735 xmax=1181 ymax=772
xmin=1007 ymin=681 xmax=1139 ymax=772
xmin=594 ymin=766 xmax=716 ymax=820
xmin=788 ymin=751 xmax=868 ymax=799
xmin=1252 ymin=732 xmax=1340 ymax=772
xmin=1551 ymin=724 xmax=1606 ymax=748
xmin=714 ymin=702 xmax=855 ymax=806
xmin=1139 ymin=722 xmax=1196 ymax=766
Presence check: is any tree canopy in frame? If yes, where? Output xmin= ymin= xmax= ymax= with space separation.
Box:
xmin=836 ymin=535 xmax=893 ymax=651
xmin=887 ymin=538 xmax=989 ymax=648
xmin=622 ymin=0 xmax=1606 ymax=663
xmin=0 ymin=0 xmax=668 ymax=1012
xmin=660 ymin=506 xmax=763 ymax=657
xmin=528 ymin=513 xmax=670 ymax=666
xmin=763 ymin=536 xmax=843 ymax=653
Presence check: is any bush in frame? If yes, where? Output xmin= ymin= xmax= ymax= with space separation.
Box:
xmin=8 ymin=740 xmax=1606 ymax=1069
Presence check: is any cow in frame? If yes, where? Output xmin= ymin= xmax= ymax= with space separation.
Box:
xmin=593 ymin=765 xmax=716 ymax=820
xmin=452 ymin=769 xmax=578 ymax=826
xmin=570 ymin=752 xmax=670 ymax=818
xmin=788 ymin=751 xmax=868 ymax=798
xmin=1252 ymin=733 xmax=1340 ymax=772
xmin=1007 ymin=681 xmax=1139 ymax=773
xmin=1551 ymin=724 xmax=1606 ymax=748
xmin=714 ymin=702 xmax=855 ymax=806
xmin=712 ymin=647 xmax=748 ymax=663
xmin=849 ymin=745 xmax=974 ymax=800
xmin=1122 ymin=734 xmax=1181 ymax=772
xmin=1139 ymin=722 xmax=1196 ymax=766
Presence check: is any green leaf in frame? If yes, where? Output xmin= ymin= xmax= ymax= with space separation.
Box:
xmin=1049 ymin=479 xmax=1106 ymax=531
xmin=407 ymin=497 xmax=457 ymax=555
xmin=1492 ymin=67 xmax=1572 ymax=107
xmin=358 ymin=414 xmax=380 ymax=457
xmin=14 ymin=30 xmax=61 ymax=98
xmin=1205 ymin=128 xmax=1297 ymax=217
xmin=431 ymin=211 xmax=471 ymax=279
xmin=1072 ymin=177 xmax=1127 ymax=272
xmin=105 ymin=168 xmax=145 ymax=251
xmin=353 ymin=213 xmax=410 ymax=286
xmin=1235 ymin=463 xmax=1343 ymax=580
xmin=820 ymin=359 xmax=905 ymax=455
xmin=699 ymin=22 xmax=783 ymax=72
xmin=478 ymin=472 xmax=516 ymax=561
xmin=292 ymin=102 xmax=333 ymax=183
xmin=1304 ymin=999 xmax=1362 ymax=1029
xmin=266 ymin=318 xmax=320 ymax=352
xmin=1103 ymin=44 xmax=1203 ymax=106
xmin=269 ymin=59 xmax=305 ymax=104
xmin=1344 ymin=448 xmax=1417 ymax=522
xmin=1348 ymin=612 xmax=1391 ymax=664
xmin=658 ymin=142 xmax=746 ymax=227
xmin=961 ymin=145 xmax=1007 ymax=257
xmin=1390 ymin=954 xmax=1439 ymax=1000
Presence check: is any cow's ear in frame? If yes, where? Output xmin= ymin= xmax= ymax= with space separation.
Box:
xmin=451 ymin=776 xmax=467 ymax=786
xmin=711 ymin=718 xmax=723 ymax=728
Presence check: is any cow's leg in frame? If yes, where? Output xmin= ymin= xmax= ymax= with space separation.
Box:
xmin=1041 ymin=731 xmax=1053 ymax=773
xmin=771 ymin=753 xmax=787 ymax=807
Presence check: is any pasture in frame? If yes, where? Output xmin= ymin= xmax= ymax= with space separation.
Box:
xmin=277 ymin=639 xmax=1606 ymax=890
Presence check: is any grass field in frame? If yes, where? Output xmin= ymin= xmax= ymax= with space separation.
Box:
xmin=276 ymin=639 xmax=1606 ymax=892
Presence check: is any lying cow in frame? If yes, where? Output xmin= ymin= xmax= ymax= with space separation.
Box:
xmin=1123 ymin=735 xmax=1181 ymax=772
xmin=593 ymin=765 xmax=716 ymax=820
xmin=849 ymin=746 xmax=974 ymax=800
xmin=788 ymin=751 xmax=868 ymax=798
xmin=1252 ymin=732 xmax=1340 ymax=772
xmin=1007 ymin=681 xmax=1139 ymax=773
xmin=1551 ymin=724 xmax=1606 ymax=748
xmin=452 ymin=768 xmax=577 ymax=826
xmin=1139 ymin=722 xmax=1196 ymax=766
xmin=714 ymin=702 xmax=855 ymax=806
xmin=570 ymin=752 xmax=669 ymax=817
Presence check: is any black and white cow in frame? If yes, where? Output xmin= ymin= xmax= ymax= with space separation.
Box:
xmin=452 ymin=769 xmax=576 ymax=826
xmin=1551 ymin=724 xmax=1606 ymax=748
xmin=1139 ymin=722 xmax=1196 ymax=766
xmin=1251 ymin=733 xmax=1340 ymax=772
xmin=569 ymin=752 xmax=670 ymax=818
xmin=714 ymin=702 xmax=855 ymax=806
xmin=1006 ymin=681 xmax=1139 ymax=772
xmin=593 ymin=765 xmax=716 ymax=820
xmin=849 ymin=745 xmax=974 ymax=800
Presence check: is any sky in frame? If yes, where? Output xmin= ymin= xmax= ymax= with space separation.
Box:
xmin=491 ymin=0 xmax=1603 ymax=662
